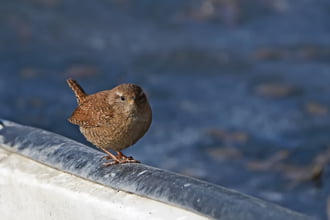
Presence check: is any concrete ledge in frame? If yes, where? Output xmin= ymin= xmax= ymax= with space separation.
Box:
xmin=0 ymin=119 xmax=313 ymax=220
xmin=0 ymin=147 xmax=206 ymax=220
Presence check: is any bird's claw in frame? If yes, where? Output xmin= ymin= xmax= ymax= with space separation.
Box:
xmin=102 ymin=157 xmax=140 ymax=166
xmin=100 ymin=151 xmax=140 ymax=166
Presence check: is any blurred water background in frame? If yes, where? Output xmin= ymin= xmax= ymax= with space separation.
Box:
xmin=1 ymin=0 xmax=330 ymax=219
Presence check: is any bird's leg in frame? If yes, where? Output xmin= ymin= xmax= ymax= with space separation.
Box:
xmin=116 ymin=151 xmax=140 ymax=163
xmin=99 ymin=147 xmax=140 ymax=166
xmin=100 ymin=151 xmax=132 ymax=160
xmin=113 ymin=151 xmax=140 ymax=163
xmin=117 ymin=151 xmax=133 ymax=160
xmin=99 ymin=146 xmax=121 ymax=165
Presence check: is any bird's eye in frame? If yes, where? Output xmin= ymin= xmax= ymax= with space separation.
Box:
xmin=120 ymin=96 xmax=126 ymax=101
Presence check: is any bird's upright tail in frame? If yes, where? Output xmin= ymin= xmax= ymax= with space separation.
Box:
xmin=66 ymin=79 xmax=87 ymax=104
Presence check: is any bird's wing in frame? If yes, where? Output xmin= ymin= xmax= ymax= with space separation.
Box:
xmin=68 ymin=95 xmax=114 ymax=127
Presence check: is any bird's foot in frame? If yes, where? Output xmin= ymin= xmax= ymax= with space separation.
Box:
xmin=101 ymin=154 xmax=133 ymax=161
xmin=100 ymin=155 xmax=112 ymax=161
xmin=102 ymin=157 xmax=140 ymax=166
xmin=101 ymin=151 xmax=140 ymax=166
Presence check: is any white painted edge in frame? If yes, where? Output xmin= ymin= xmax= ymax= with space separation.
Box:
xmin=0 ymin=147 xmax=208 ymax=220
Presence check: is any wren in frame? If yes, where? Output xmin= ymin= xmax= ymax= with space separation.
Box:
xmin=67 ymin=79 xmax=152 ymax=166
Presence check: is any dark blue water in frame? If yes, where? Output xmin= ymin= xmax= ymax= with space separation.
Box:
xmin=1 ymin=0 xmax=330 ymax=219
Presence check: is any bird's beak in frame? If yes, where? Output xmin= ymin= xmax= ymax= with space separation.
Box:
xmin=128 ymin=99 xmax=135 ymax=105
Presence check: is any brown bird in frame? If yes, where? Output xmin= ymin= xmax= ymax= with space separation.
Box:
xmin=67 ymin=79 xmax=152 ymax=166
